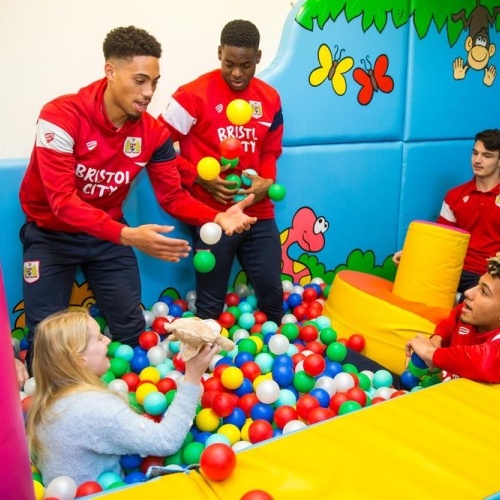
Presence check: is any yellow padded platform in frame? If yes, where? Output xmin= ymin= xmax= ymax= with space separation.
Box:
xmin=323 ymin=270 xmax=450 ymax=374
xmin=95 ymin=379 xmax=500 ymax=500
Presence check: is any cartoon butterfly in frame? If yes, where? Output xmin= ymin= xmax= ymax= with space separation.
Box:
xmin=309 ymin=44 xmax=354 ymax=96
xmin=353 ymin=54 xmax=394 ymax=106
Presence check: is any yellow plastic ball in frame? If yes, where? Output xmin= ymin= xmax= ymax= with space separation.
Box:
xmin=220 ymin=366 xmax=244 ymax=390
xmin=139 ymin=366 xmax=161 ymax=384
xmin=197 ymin=156 xmax=221 ymax=181
xmin=217 ymin=423 xmax=241 ymax=446
xmin=195 ymin=408 xmax=221 ymax=432
xmin=249 ymin=335 xmax=264 ymax=353
xmin=135 ymin=382 xmax=158 ymax=405
xmin=33 ymin=480 xmax=44 ymax=500
xmin=240 ymin=418 xmax=253 ymax=442
xmin=226 ymin=99 xmax=253 ymax=125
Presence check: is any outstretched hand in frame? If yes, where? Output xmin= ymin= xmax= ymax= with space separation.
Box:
xmin=214 ymin=194 xmax=257 ymax=235
xmin=120 ymin=225 xmax=191 ymax=261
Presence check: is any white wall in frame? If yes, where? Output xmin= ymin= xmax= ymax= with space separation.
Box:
xmin=0 ymin=0 xmax=293 ymax=159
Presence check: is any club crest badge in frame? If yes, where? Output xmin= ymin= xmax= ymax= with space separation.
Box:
xmin=24 ymin=261 xmax=40 ymax=283
xmin=124 ymin=137 xmax=142 ymax=158
xmin=249 ymin=100 xmax=263 ymax=119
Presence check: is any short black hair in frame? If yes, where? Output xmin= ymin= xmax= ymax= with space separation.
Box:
xmin=103 ymin=26 xmax=162 ymax=60
xmin=475 ymin=129 xmax=500 ymax=151
xmin=220 ymin=20 xmax=260 ymax=49
xmin=487 ymin=253 xmax=500 ymax=278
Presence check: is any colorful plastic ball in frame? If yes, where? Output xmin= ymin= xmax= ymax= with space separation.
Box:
xmin=254 ymin=352 xmax=274 ymax=373
xmin=76 ymin=481 xmax=103 ymax=497
xmin=196 ymin=408 xmax=222 ymax=432
xmin=248 ymin=419 xmax=274 ymax=443
xmin=224 ymin=173 xmax=242 ymax=189
xmin=220 ymin=366 xmax=244 ymax=390
xmin=123 ymin=471 xmax=146 ymax=484
xmin=226 ymin=99 xmax=253 ymax=125
xmin=333 ymin=372 xmax=355 ymax=392
xmin=255 ymin=379 xmax=280 ymax=404
xmin=400 ymin=369 xmax=421 ymax=389
xmin=338 ymin=400 xmax=363 ymax=415
xmin=113 ymin=344 xmax=134 ymax=362
xmin=237 ymin=337 xmax=258 ymax=355
xmin=194 ymin=251 xmax=216 ymax=273
xmin=346 ymin=386 xmax=368 ymax=407
xmin=241 ymin=168 xmax=258 ymax=186
xmin=233 ymin=193 xmax=248 ymax=203
xmin=45 ymin=475 xmax=77 ymax=500
xmin=373 ymin=369 xmax=394 ymax=389
xmin=139 ymin=330 xmax=160 ymax=350
xmin=221 ymin=156 xmax=239 ymax=168
xmin=33 ymin=480 xmax=44 ymax=500
xmin=223 ymin=407 xmax=247 ymax=429
xmin=168 ymin=303 xmax=183 ymax=318
xmin=143 ymin=391 xmax=168 ymax=416
xmin=293 ymin=370 xmax=316 ymax=393
xmin=140 ymin=366 xmax=161 ymax=384
xmin=200 ymin=222 xmax=223 ymax=245
xmin=212 ymin=392 xmax=238 ymax=418
xmin=309 ymin=387 xmax=331 ymax=408
xmin=267 ymin=183 xmax=286 ymax=202
xmin=407 ymin=360 xmax=430 ymax=378
xmin=151 ymin=301 xmax=169 ymax=317
xmin=326 ymin=341 xmax=347 ymax=362
xmin=346 ymin=333 xmax=366 ymax=353
xmin=241 ymin=490 xmax=274 ymax=500
xmin=273 ymin=405 xmax=298 ymax=429
xmin=205 ymin=433 xmax=231 ymax=447
xmin=200 ymin=443 xmax=237 ymax=481
xmin=120 ymin=453 xmax=143 ymax=471
xmin=271 ymin=364 xmax=295 ymax=387
xmin=107 ymin=378 xmax=129 ymax=394
xmin=303 ymin=353 xmax=326 ymax=377
xmin=197 ymin=156 xmax=221 ymax=180
xmin=147 ymin=345 xmax=167 ymax=366
xmin=217 ymin=423 xmax=241 ymax=445
xmin=219 ymin=136 xmax=242 ymax=159
xmin=411 ymin=351 xmax=428 ymax=369
xmin=282 ymin=419 xmax=307 ymax=434
xmin=135 ymin=381 xmax=157 ymax=405
xmin=296 ymin=394 xmax=321 ymax=420
xmin=240 ymin=361 xmax=261 ymax=381
xmin=183 ymin=441 xmax=206 ymax=465
xmin=130 ymin=354 xmax=150 ymax=373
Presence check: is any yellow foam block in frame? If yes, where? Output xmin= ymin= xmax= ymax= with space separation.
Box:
xmin=393 ymin=220 xmax=470 ymax=310
xmin=323 ymin=270 xmax=450 ymax=374
xmin=97 ymin=380 xmax=500 ymax=500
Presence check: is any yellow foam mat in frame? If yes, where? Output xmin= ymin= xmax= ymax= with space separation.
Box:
xmin=95 ymin=379 xmax=500 ymax=500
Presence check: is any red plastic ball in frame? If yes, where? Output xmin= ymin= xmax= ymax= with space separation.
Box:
xmin=140 ymin=455 xmax=164 ymax=473
xmin=151 ymin=317 xmax=169 ymax=335
xmin=307 ymin=407 xmax=335 ymax=425
xmin=200 ymin=443 xmax=237 ymax=481
xmin=121 ymin=372 xmax=140 ymax=392
xmin=346 ymin=386 xmax=368 ymax=407
xmin=302 ymin=287 xmax=318 ymax=302
xmin=296 ymin=394 xmax=320 ymax=420
xmin=203 ymin=376 xmax=226 ymax=393
xmin=273 ymin=405 xmax=298 ymax=429
xmin=253 ymin=311 xmax=268 ymax=325
xmin=302 ymin=353 xmax=326 ymax=377
xmin=346 ymin=333 xmax=366 ymax=353
xmin=76 ymin=481 xmax=103 ymax=497
xmin=305 ymin=301 xmax=323 ymax=320
xmin=299 ymin=324 xmax=319 ymax=343
xmin=241 ymin=490 xmax=273 ymax=500
xmin=248 ymin=419 xmax=274 ymax=443
xmin=213 ymin=363 xmax=231 ymax=379
xmin=172 ymin=353 xmax=186 ymax=373
xmin=156 ymin=377 xmax=177 ymax=394
xmin=329 ymin=392 xmax=349 ymax=414
xmin=305 ymin=341 xmax=326 ymax=355
xmin=240 ymin=361 xmax=261 ymax=381
xmin=291 ymin=352 xmax=306 ymax=368
xmin=212 ymin=392 xmax=238 ymax=417
xmin=173 ymin=299 xmax=188 ymax=312
xmin=292 ymin=305 xmax=308 ymax=321
xmin=250 ymin=324 xmax=263 ymax=334
xmin=201 ymin=389 xmax=221 ymax=409
xmin=237 ymin=393 xmax=259 ymax=417
xmin=218 ymin=311 xmax=236 ymax=329
xmin=139 ymin=330 xmax=160 ymax=350
xmin=390 ymin=390 xmax=408 ymax=399
xmin=219 ymin=137 xmax=243 ymax=160
xmin=225 ymin=292 xmax=240 ymax=307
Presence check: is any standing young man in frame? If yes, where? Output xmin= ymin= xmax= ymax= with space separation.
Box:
xmin=20 ymin=26 xmax=256 ymax=366
xmin=159 ymin=20 xmax=284 ymax=324
xmin=394 ymin=129 xmax=500 ymax=293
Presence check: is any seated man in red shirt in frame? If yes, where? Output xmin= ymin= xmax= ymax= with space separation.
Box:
xmin=406 ymin=252 xmax=500 ymax=383
xmin=394 ymin=129 xmax=500 ymax=294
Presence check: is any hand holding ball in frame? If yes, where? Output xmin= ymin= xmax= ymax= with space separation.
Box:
xmin=226 ymin=99 xmax=253 ymax=125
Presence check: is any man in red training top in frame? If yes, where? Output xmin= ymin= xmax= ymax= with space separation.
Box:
xmin=406 ymin=252 xmax=500 ymax=383
xmin=19 ymin=26 xmax=256 ymax=369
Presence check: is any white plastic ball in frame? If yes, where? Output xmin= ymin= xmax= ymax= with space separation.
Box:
xmin=282 ymin=280 xmax=294 ymax=293
xmin=185 ymin=289 xmax=197 ymax=302
xmin=268 ymin=334 xmax=290 ymax=355
xmin=373 ymin=386 xmax=396 ymax=400
xmin=234 ymin=283 xmax=250 ymax=297
xmin=281 ymin=313 xmax=298 ymax=324
xmin=333 ymin=372 xmax=355 ymax=392
xmin=107 ymin=379 xmax=129 ymax=394
xmin=311 ymin=277 xmax=325 ymax=285
xmin=282 ymin=420 xmax=307 ymax=434
xmin=151 ymin=301 xmax=169 ymax=317
xmin=45 ymin=475 xmax=77 ymax=500
xmin=232 ymin=328 xmax=250 ymax=343
xmin=147 ymin=345 xmax=168 ymax=366
xmin=294 ymin=361 xmax=305 ymax=373
xmin=187 ymin=299 xmax=197 ymax=314
xmin=232 ymin=440 xmax=253 ymax=452
xmin=314 ymin=376 xmax=336 ymax=396
xmin=255 ymin=379 xmax=280 ymax=404
xmin=200 ymin=222 xmax=223 ymax=245
xmin=23 ymin=377 xmax=37 ymax=396
xmin=165 ymin=370 xmax=184 ymax=382
xmin=291 ymin=285 xmax=304 ymax=296
xmin=209 ymin=354 xmax=224 ymax=372
xmin=143 ymin=309 xmax=155 ymax=328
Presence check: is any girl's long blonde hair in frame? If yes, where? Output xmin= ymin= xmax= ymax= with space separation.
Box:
xmin=26 ymin=308 xmax=108 ymax=463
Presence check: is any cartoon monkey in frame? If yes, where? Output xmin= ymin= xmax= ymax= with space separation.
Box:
xmin=452 ymin=1 xmax=500 ymax=86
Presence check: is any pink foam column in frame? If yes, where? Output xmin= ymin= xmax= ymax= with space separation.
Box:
xmin=0 ymin=265 xmax=35 ymax=500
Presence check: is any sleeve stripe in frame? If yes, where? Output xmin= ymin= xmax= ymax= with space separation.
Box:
xmin=439 ymin=201 xmax=457 ymax=223
xmin=36 ymin=118 xmax=74 ymax=153
xmin=160 ymin=98 xmax=196 ymax=135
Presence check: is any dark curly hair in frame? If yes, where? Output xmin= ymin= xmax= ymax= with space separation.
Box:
xmin=475 ymin=129 xmax=500 ymax=152
xmin=103 ymin=26 xmax=162 ymax=60
xmin=220 ymin=20 xmax=260 ymax=49
xmin=487 ymin=253 xmax=500 ymax=278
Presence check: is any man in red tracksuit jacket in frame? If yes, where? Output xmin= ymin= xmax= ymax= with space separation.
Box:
xmin=159 ymin=19 xmax=284 ymax=325
xmin=406 ymin=252 xmax=500 ymax=383
xmin=19 ymin=26 xmax=256 ymax=369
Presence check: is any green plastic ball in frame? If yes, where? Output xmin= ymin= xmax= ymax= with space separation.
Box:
xmin=194 ymin=251 xmax=216 ymax=273
xmin=293 ymin=371 xmax=316 ymax=393
xmin=325 ymin=342 xmax=347 ymax=362
xmin=268 ymin=183 xmax=286 ymax=202
xmin=182 ymin=441 xmax=205 ymax=465
xmin=319 ymin=327 xmax=337 ymax=345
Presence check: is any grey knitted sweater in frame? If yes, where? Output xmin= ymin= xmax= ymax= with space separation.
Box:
xmin=36 ymin=381 xmax=201 ymax=485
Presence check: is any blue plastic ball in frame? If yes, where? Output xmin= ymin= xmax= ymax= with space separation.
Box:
xmin=309 ymin=388 xmax=330 ymax=408
xmin=287 ymin=293 xmax=303 ymax=309
xmin=130 ymin=354 xmax=150 ymax=373
xmin=223 ymin=407 xmax=246 ymax=428
xmin=233 ymin=377 xmax=254 ymax=397
xmin=124 ymin=471 xmax=146 ymax=484
xmin=159 ymin=295 xmax=175 ymax=306
xmin=168 ymin=303 xmax=183 ymax=318
xmin=250 ymin=402 xmax=275 ymax=422
xmin=120 ymin=454 xmax=143 ymax=471
xmin=272 ymin=364 xmax=295 ymax=387
xmin=401 ymin=369 xmax=421 ymax=389
xmin=411 ymin=352 xmax=428 ymax=369
xmin=234 ymin=351 xmax=254 ymax=367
